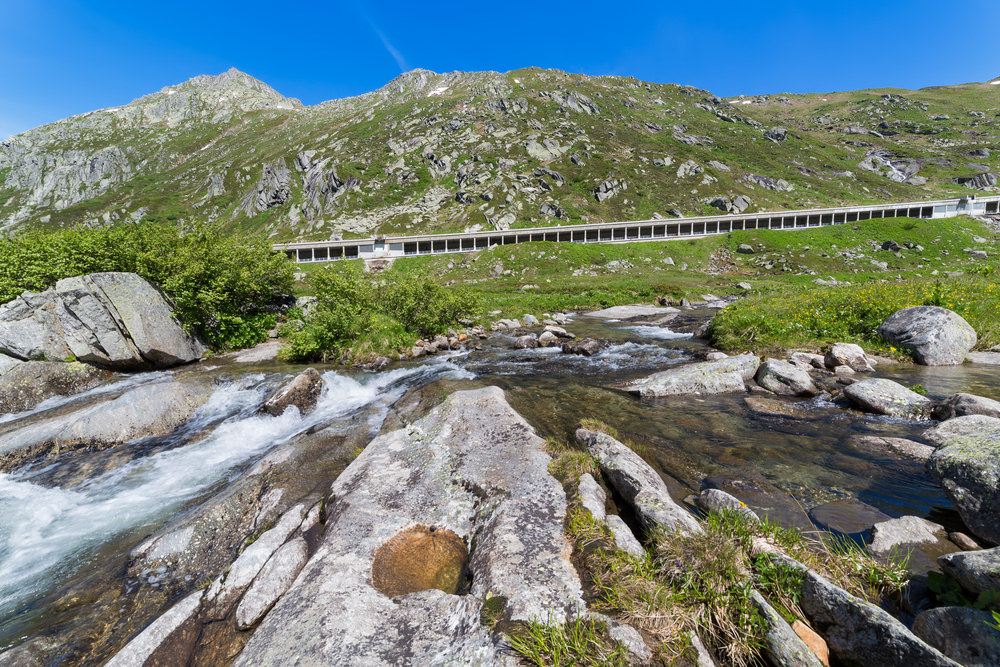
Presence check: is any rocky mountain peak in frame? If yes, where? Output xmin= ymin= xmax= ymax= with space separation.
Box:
xmin=131 ymin=67 xmax=302 ymax=117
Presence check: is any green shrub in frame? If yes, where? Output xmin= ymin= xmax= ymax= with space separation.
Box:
xmin=0 ymin=221 xmax=294 ymax=350
xmin=280 ymin=266 xmax=482 ymax=362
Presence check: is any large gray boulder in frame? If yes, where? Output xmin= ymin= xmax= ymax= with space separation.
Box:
xmin=877 ymin=306 xmax=977 ymax=365
xmin=843 ymin=378 xmax=933 ymax=419
xmin=923 ymin=415 xmax=1000 ymax=446
xmin=623 ymin=354 xmax=759 ymax=398
xmin=933 ymin=393 xmax=1000 ymax=421
xmin=927 ymin=433 xmax=1000 ymax=545
xmin=235 ymin=387 xmax=579 ymax=665
xmin=0 ymin=360 xmax=112 ymax=414
xmin=577 ymin=428 xmax=701 ymax=534
xmin=755 ymin=358 xmax=817 ymax=396
xmin=912 ymin=606 xmax=1000 ymax=667
xmin=0 ymin=380 xmax=210 ymax=472
xmin=0 ymin=272 xmax=205 ymax=370
xmin=938 ymin=547 xmax=1000 ymax=596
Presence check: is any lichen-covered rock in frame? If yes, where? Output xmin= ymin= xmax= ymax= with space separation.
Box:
xmin=578 ymin=473 xmax=607 ymax=520
xmin=260 ymin=367 xmax=324 ymax=416
xmin=0 ymin=380 xmax=210 ymax=472
xmin=0 ymin=361 xmax=112 ymax=415
xmin=937 ymin=547 xmax=1000 ymax=596
xmin=843 ymin=378 xmax=932 ymax=419
xmin=577 ymin=428 xmax=701 ymax=534
xmin=755 ymin=358 xmax=817 ymax=396
xmin=697 ymin=488 xmax=759 ymax=523
xmin=851 ymin=435 xmax=934 ymax=461
xmin=933 ymin=392 xmax=1000 ymax=421
xmin=0 ymin=272 xmax=205 ymax=370
xmin=877 ymin=306 xmax=977 ymax=365
xmin=924 ymin=415 xmax=1000 ymax=446
xmin=912 ymin=606 xmax=1000 ymax=667
xmin=927 ymin=434 xmax=1000 ymax=545
xmin=623 ymin=354 xmax=760 ymax=398
xmin=235 ymin=387 xmax=579 ymax=665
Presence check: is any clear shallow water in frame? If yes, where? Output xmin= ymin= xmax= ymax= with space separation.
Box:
xmin=0 ymin=356 xmax=472 ymax=632
xmin=0 ymin=314 xmax=988 ymax=652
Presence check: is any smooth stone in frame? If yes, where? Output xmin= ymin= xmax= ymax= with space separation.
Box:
xmin=586 ymin=612 xmax=652 ymax=665
xmin=967 ymin=351 xmax=1000 ymax=365
xmin=868 ymin=516 xmax=946 ymax=557
xmin=697 ymin=488 xmax=759 ymax=523
xmin=744 ymin=396 xmax=812 ymax=420
xmin=948 ymin=532 xmax=982 ymax=551
xmin=578 ymin=473 xmax=607 ymax=520
xmin=605 ymin=514 xmax=644 ymax=557
xmin=937 ymin=547 xmax=1000 ymax=596
xmin=808 ymin=499 xmax=891 ymax=534
xmin=824 ymin=342 xmax=872 ymax=372
xmin=514 ymin=334 xmax=538 ymax=350
xmin=912 ymin=606 xmax=1000 ymax=667
xmin=933 ymin=392 xmax=1000 ymax=420
xmin=755 ymin=358 xmax=817 ymax=397
xmin=586 ymin=305 xmax=678 ymax=319
xmin=792 ymin=620 xmax=830 ymax=666
xmin=577 ymin=428 xmax=702 ymax=534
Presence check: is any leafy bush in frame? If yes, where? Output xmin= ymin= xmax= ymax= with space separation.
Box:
xmin=280 ymin=265 xmax=481 ymax=362
xmin=0 ymin=221 xmax=294 ymax=350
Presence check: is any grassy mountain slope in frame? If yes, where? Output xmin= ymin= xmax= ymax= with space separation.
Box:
xmin=1 ymin=69 xmax=998 ymax=241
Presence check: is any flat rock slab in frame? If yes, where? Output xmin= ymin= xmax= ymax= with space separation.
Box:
xmin=851 ymin=435 xmax=934 ymax=461
xmin=235 ymin=387 xmax=579 ymax=666
xmin=623 ymin=354 xmax=759 ymax=398
xmin=228 ymin=341 xmax=281 ymax=363
xmin=106 ymin=590 xmax=204 ymax=667
xmin=0 ymin=380 xmax=210 ymax=472
xmin=586 ymin=305 xmax=679 ymax=320
xmin=577 ymin=428 xmax=701 ymax=534
xmin=966 ymin=351 xmax=1000 ymax=365
xmin=924 ymin=414 xmax=1000 ymax=446
xmin=843 ymin=378 xmax=932 ymax=419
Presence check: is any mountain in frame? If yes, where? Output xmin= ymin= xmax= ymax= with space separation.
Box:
xmin=1 ymin=67 xmax=998 ymax=240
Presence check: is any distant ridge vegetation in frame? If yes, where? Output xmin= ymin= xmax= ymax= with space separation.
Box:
xmin=0 ymin=67 xmax=997 ymax=242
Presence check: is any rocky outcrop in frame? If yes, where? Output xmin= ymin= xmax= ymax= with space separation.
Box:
xmin=623 ymin=354 xmax=760 ymax=398
xmin=260 ymin=367 xmax=325 ymax=416
xmin=0 ymin=272 xmax=205 ymax=370
xmin=755 ymin=358 xmax=817 ymax=396
xmin=937 ymin=547 xmax=1000 ymax=596
xmin=927 ymin=434 xmax=1000 ymax=545
xmin=912 ymin=606 xmax=1000 ymax=667
xmin=0 ymin=380 xmax=210 ymax=472
xmin=577 ymin=428 xmax=701 ymax=534
xmin=236 ymin=387 xmax=583 ymax=665
xmin=0 ymin=360 xmax=112 ymax=414
xmin=843 ymin=378 xmax=932 ymax=419
xmin=105 ymin=590 xmax=205 ymax=667
xmin=877 ymin=307 xmax=977 ymax=366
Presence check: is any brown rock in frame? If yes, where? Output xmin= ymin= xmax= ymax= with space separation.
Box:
xmin=793 ymin=620 xmax=830 ymax=666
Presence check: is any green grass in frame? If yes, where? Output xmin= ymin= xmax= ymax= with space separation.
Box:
xmin=710 ymin=275 xmax=1000 ymax=356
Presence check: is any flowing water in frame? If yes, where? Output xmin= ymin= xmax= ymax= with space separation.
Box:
xmin=0 ymin=312 xmax=990 ymax=653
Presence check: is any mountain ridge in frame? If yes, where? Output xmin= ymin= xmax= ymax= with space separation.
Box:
xmin=1 ymin=67 xmax=997 ymax=239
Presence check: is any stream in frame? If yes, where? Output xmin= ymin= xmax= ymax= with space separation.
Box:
xmin=0 ymin=311 xmax=987 ymax=657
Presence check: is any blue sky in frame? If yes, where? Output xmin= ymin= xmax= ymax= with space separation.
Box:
xmin=3 ymin=0 xmax=999 ymax=139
